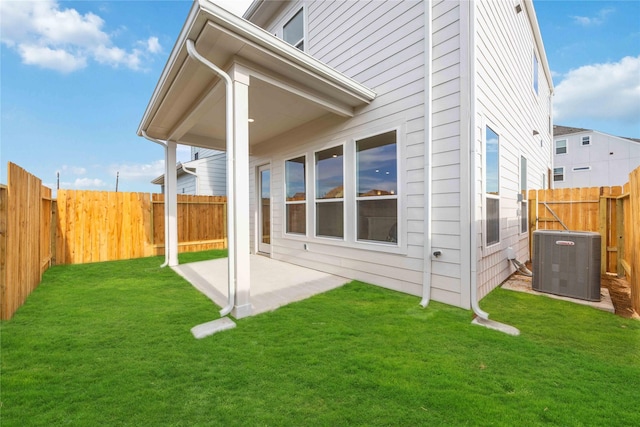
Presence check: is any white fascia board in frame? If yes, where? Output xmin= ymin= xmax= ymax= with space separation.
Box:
xmin=138 ymin=0 xmax=375 ymax=138
xmin=524 ymin=0 xmax=554 ymax=94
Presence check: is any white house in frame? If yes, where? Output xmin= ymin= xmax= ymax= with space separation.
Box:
xmin=152 ymin=149 xmax=227 ymax=195
xmin=553 ymin=125 xmax=640 ymax=188
xmin=138 ymin=0 xmax=553 ymax=320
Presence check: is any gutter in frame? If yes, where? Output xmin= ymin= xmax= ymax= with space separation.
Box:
xmin=420 ymin=1 xmax=433 ymax=308
xmin=180 ymin=163 xmax=199 ymax=195
xmin=141 ymin=131 xmax=171 ymax=268
xmin=186 ymin=38 xmax=235 ymax=318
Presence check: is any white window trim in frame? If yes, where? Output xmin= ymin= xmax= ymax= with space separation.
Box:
xmin=282 ymin=6 xmax=306 ymax=52
xmin=581 ymin=135 xmax=591 ymax=146
xmin=553 ymin=167 xmax=565 ymax=182
xmin=555 ymin=138 xmax=568 ymax=155
xmin=482 ymin=122 xmax=501 ymax=251
xmin=284 ymin=154 xmax=307 ymax=237
xmin=280 ymin=124 xmax=407 ymax=255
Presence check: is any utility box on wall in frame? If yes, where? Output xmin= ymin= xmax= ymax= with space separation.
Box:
xmin=532 ymin=230 xmax=601 ymax=302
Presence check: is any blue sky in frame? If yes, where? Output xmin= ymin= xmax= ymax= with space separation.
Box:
xmin=1 ymin=0 xmax=639 ymax=194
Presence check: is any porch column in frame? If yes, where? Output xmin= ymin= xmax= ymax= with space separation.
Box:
xmin=232 ymin=66 xmax=252 ymax=318
xmin=166 ymin=140 xmax=179 ymax=267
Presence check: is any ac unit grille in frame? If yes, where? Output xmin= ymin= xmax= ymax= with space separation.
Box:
xmin=532 ymin=230 xmax=601 ymax=301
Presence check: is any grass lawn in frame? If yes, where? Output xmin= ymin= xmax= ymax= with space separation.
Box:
xmin=1 ymin=251 xmax=639 ymax=426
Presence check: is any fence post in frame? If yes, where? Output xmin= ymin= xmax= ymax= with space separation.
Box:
xmin=616 ymin=196 xmax=625 ymax=277
xmin=599 ymin=194 xmax=607 ymax=275
xmin=0 ymin=185 xmax=7 ymax=320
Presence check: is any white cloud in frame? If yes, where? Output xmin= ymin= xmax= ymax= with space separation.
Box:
xmin=571 ymin=8 xmax=614 ymax=27
xmin=109 ymin=160 xmax=165 ymax=181
xmin=73 ymin=177 xmax=107 ymax=188
xmin=59 ymin=165 xmax=87 ymax=175
xmin=177 ymin=144 xmax=192 ymax=163
xmin=554 ymin=56 xmax=640 ymax=125
xmin=0 ymin=0 xmax=162 ymax=73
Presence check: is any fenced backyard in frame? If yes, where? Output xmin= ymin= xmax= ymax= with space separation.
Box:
xmin=1 ymin=162 xmax=227 ymax=319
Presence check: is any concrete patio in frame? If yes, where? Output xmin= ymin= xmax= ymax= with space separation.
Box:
xmin=172 ymin=255 xmax=351 ymax=317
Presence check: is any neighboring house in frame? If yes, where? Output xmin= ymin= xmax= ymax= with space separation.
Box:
xmin=553 ymin=125 xmax=640 ymax=188
xmin=138 ymin=0 xmax=553 ymax=318
xmin=151 ymin=150 xmax=227 ymax=195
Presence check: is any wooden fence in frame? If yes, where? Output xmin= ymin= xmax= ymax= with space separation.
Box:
xmin=56 ymin=191 xmax=227 ymax=264
xmin=1 ymin=162 xmax=228 ymax=319
xmin=528 ymin=165 xmax=640 ymax=314
xmin=1 ymin=163 xmax=54 ymax=320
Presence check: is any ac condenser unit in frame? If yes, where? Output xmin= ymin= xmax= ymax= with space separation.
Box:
xmin=532 ymin=230 xmax=601 ymax=301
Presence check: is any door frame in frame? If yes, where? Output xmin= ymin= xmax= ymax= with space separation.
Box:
xmin=257 ymin=164 xmax=271 ymax=254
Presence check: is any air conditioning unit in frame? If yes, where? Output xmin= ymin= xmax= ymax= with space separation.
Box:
xmin=532 ymin=230 xmax=601 ymax=301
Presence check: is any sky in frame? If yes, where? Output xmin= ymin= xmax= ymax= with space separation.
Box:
xmin=1 ymin=0 xmax=639 ymax=195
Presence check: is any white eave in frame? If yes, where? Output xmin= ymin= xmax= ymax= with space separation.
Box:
xmin=138 ymin=0 xmax=376 ymax=145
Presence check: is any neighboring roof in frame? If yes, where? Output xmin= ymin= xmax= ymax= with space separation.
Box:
xmin=137 ymin=0 xmax=375 ymax=147
xmin=554 ymin=124 xmax=640 ymax=143
xmin=151 ymin=162 xmax=197 ymax=185
xmin=553 ymin=125 xmax=592 ymax=137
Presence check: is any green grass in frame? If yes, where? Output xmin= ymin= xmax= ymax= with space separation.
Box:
xmin=1 ymin=253 xmax=638 ymax=426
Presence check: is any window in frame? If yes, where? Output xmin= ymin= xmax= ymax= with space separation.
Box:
xmin=285 ymin=156 xmax=306 ymax=234
xmin=572 ymin=166 xmax=591 ymax=172
xmin=553 ymin=167 xmax=564 ymax=182
xmin=555 ymin=139 xmax=567 ymax=155
xmin=283 ymin=9 xmax=304 ymax=50
xmin=533 ymin=52 xmax=539 ymax=95
xmin=356 ymin=131 xmax=398 ymax=243
xmin=581 ymin=136 xmax=591 ymax=146
xmin=520 ymin=156 xmax=528 ymax=234
xmin=315 ymin=146 xmax=343 ymax=238
xmin=485 ymin=126 xmax=500 ymax=246
xmin=194 ymin=152 xmax=199 ymax=160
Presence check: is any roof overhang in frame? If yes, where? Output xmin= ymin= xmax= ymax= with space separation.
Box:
xmin=138 ymin=0 xmax=375 ymax=149
xmin=151 ymin=162 xmax=197 ymax=185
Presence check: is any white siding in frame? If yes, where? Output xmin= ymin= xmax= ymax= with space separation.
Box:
xmin=474 ymin=0 xmax=553 ymax=299
xmin=177 ymin=174 xmax=196 ymax=195
xmin=553 ymin=131 xmax=640 ymax=188
xmin=248 ymin=0 xmax=427 ymax=298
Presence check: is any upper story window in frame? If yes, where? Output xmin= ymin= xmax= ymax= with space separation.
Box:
xmin=581 ymin=136 xmax=591 ymax=146
xmin=485 ymin=126 xmax=500 ymax=246
xmin=194 ymin=152 xmax=199 ymax=160
xmin=533 ymin=51 xmax=539 ymax=95
xmin=555 ymin=139 xmax=567 ymax=155
xmin=283 ymin=8 xmax=304 ymax=51
xmin=553 ymin=167 xmax=565 ymax=182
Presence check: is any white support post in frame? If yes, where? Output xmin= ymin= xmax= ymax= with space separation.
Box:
xmin=166 ymin=140 xmax=179 ymax=267
xmin=232 ymin=67 xmax=252 ymax=318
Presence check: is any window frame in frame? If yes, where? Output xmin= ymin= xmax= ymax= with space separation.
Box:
xmin=314 ymin=144 xmax=345 ymax=240
xmin=484 ymin=125 xmax=500 ymax=248
xmin=283 ymin=7 xmax=305 ymax=51
xmin=553 ymin=167 xmax=565 ymax=182
xmin=581 ymin=135 xmax=591 ymax=146
xmin=355 ymin=129 xmax=399 ymax=245
xmin=555 ymin=139 xmax=568 ymax=155
xmin=284 ymin=155 xmax=307 ymax=236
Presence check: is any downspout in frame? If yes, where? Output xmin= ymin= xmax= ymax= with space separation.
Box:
xmin=181 ymin=164 xmax=199 ymax=195
xmin=420 ymin=0 xmax=433 ymax=308
xmin=141 ymin=130 xmax=171 ymax=268
xmin=468 ymin=1 xmax=489 ymax=320
xmin=186 ymin=39 xmax=235 ymax=318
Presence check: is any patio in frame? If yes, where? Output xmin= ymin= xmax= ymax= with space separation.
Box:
xmin=172 ymin=255 xmax=350 ymax=317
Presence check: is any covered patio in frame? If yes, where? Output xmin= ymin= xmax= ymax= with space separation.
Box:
xmin=173 ymin=255 xmax=350 ymax=316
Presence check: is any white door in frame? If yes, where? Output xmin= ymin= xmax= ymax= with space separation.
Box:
xmin=258 ymin=165 xmax=271 ymax=254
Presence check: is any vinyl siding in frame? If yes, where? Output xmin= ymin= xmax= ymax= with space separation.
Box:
xmin=248 ymin=0 xmax=427 ymax=298
xmin=474 ymin=0 xmax=553 ymax=299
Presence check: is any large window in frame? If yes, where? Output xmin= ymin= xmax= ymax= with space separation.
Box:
xmin=283 ymin=8 xmax=304 ymax=50
xmin=356 ymin=131 xmax=398 ymax=243
xmin=520 ymin=156 xmax=528 ymax=234
xmin=285 ymin=156 xmax=306 ymax=234
xmin=555 ymin=139 xmax=567 ymax=155
xmin=533 ymin=52 xmax=539 ymax=95
xmin=315 ymin=146 xmax=343 ymax=238
xmin=485 ymin=126 xmax=500 ymax=246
